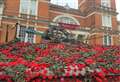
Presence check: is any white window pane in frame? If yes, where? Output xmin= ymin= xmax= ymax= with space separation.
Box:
xmin=0 ymin=2 xmax=3 ymax=19
xmin=30 ymin=0 xmax=37 ymax=15
xmin=101 ymin=0 xmax=111 ymax=7
xmin=103 ymin=35 xmax=111 ymax=46
xmin=27 ymin=27 xmax=35 ymax=43
xmin=102 ymin=14 xmax=112 ymax=27
xmin=19 ymin=26 xmax=26 ymax=42
xmin=20 ymin=0 xmax=30 ymax=14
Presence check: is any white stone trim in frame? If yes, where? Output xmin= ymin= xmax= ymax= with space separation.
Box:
xmin=16 ymin=24 xmax=20 ymax=38
xmin=25 ymin=24 xmax=29 ymax=42
xmin=34 ymin=0 xmax=38 ymax=16
xmin=39 ymin=0 xmax=49 ymax=3
xmin=33 ymin=27 xmax=36 ymax=43
xmin=53 ymin=15 xmax=80 ymax=25
xmin=78 ymin=0 xmax=86 ymax=7
xmin=50 ymin=10 xmax=101 ymax=19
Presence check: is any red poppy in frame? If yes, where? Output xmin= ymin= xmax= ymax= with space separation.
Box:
xmin=85 ymin=59 xmax=95 ymax=64
xmin=95 ymin=77 xmax=103 ymax=82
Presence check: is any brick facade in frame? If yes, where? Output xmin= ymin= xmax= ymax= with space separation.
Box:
xmin=0 ymin=0 xmax=119 ymax=45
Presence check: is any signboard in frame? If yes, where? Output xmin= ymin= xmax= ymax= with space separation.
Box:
xmin=59 ymin=23 xmax=79 ymax=30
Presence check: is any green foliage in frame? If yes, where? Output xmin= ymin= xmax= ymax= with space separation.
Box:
xmin=4 ymin=65 xmax=27 ymax=82
xmin=0 ymin=54 xmax=15 ymax=62
xmin=23 ymin=54 xmax=36 ymax=61
xmin=41 ymin=56 xmax=55 ymax=64
xmin=49 ymin=63 xmax=65 ymax=76
xmin=80 ymin=51 xmax=96 ymax=57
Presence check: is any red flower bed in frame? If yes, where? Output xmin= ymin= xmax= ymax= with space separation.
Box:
xmin=0 ymin=40 xmax=120 ymax=82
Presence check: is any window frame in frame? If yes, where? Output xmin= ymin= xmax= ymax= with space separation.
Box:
xmin=102 ymin=14 xmax=112 ymax=27
xmin=0 ymin=1 xmax=4 ymax=20
xmin=101 ymin=0 xmax=111 ymax=7
xmin=103 ymin=35 xmax=112 ymax=46
xmin=19 ymin=0 xmax=38 ymax=16
xmin=17 ymin=25 xmax=36 ymax=43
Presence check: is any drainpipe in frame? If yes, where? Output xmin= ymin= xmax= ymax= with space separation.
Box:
xmin=5 ymin=24 xmax=9 ymax=42
xmin=14 ymin=23 xmax=19 ymax=39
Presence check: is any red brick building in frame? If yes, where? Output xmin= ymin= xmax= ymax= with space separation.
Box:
xmin=0 ymin=0 xmax=119 ymax=45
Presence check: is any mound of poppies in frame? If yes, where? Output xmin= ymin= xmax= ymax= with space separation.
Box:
xmin=0 ymin=40 xmax=120 ymax=82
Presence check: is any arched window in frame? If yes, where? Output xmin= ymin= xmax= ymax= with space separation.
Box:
xmin=53 ymin=15 xmax=80 ymax=25
xmin=50 ymin=0 xmax=78 ymax=9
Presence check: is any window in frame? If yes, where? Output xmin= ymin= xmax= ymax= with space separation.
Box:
xmin=50 ymin=0 xmax=78 ymax=9
xmin=101 ymin=0 xmax=111 ymax=7
xmin=20 ymin=0 xmax=37 ymax=15
xmin=103 ymin=35 xmax=112 ymax=46
xmin=102 ymin=14 xmax=112 ymax=27
xmin=27 ymin=27 xmax=34 ymax=43
xmin=0 ymin=0 xmax=4 ymax=20
xmin=30 ymin=0 xmax=37 ymax=15
xmin=20 ymin=0 xmax=29 ymax=14
xmin=19 ymin=26 xmax=26 ymax=42
xmin=17 ymin=25 xmax=35 ymax=43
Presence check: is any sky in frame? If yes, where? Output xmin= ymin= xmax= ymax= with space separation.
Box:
xmin=51 ymin=0 xmax=78 ymax=9
xmin=116 ymin=0 xmax=120 ymax=21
